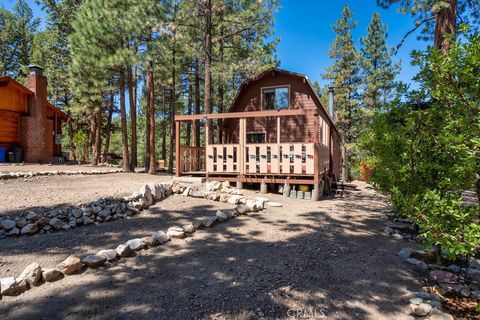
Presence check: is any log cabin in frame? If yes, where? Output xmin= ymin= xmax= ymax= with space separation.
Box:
xmin=174 ymin=68 xmax=342 ymax=188
xmin=0 ymin=65 xmax=68 ymax=163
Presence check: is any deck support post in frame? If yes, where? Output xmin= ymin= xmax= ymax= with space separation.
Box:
xmin=175 ymin=121 xmax=181 ymax=177
xmin=313 ymin=115 xmax=320 ymax=185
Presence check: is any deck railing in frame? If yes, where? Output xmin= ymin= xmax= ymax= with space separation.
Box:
xmin=179 ymin=146 xmax=205 ymax=173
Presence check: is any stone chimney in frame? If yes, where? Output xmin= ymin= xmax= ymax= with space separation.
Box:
xmin=21 ymin=65 xmax=52 ymax=163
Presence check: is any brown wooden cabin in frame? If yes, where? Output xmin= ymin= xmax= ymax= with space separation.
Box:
xmin=0 ymin=65 xmax=68 ymax=163
xmin=174 ymin=68 xmax=342 ymax=187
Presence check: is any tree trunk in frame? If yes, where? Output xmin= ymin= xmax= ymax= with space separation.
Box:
xmin=103 ymin=94 xmax=114 ymax=162
xmin=193 ymin=60 xmax=201 ymax=148
xmin=67 ymin=113 xmax=76 ymax=161
xmin=91 ymin=108 xmax=102 ymax=165
xmin=217 ymin=28 xmax=225 ymax=144
xmin=128 ymin=65 xmax=137 ymax=170
xmin=434 ymin=0 xmax=457 ymax=53
xmin=147 ymin=60 xmax=156 ymax=175
xmin=119 ymin=68 xmax=131 ymax=172
xmin=168 ymin=26 xmax=176 ymax=174
xmin=186 ymin=80 xmax=192 ymax=146
xmin=204 ymin=0 xmax=213 ymax=144
xmin=162 ymin=92 xmax=167 ymax=161
xmin=145 ymin=78 xmax=151 ymax=172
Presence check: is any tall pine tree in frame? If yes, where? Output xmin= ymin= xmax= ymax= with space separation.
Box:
xmin=360 ymin=12 xmax=399 ymax=112
xmin=323 ymin=4 xmax=360 ymax=181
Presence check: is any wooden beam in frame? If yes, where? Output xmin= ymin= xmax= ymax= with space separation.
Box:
xmin=313 ymin=115 xmax=320 ymax=185
xmin=175 ymin=121 xmax=181 ymax=177
xmin=174 ymin=109 xmax=317 ymax=122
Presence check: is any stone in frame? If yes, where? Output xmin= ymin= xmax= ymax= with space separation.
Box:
xmin=470 ymin=290 xmax=480 ymax=300
xmin=412 ymin=303 xmax=432 ymax=317
xmin=81 ymin=255 xmax=107 ymax=267
xmin=235 ymin=205 xmax=249 ymax=215
xmin=21 ymin=223 xmax=38 ymax=235
xmin=126 ymin=238 xmax=147 ymax=250
xmin=205 ymin=181 xmax=222 ymax=192
xmin=8 ymin=227 xmax=20 ymax=236
xmin=409 ymin=297 xmax=423 ymax=305
xmin=468 ymin=256 xmax=480 ymax=270
xmin=204 ymin=216 xmax=217 ymax=227
xmin=18 ymin=262 xmax=42 ymax=286
xmin=406 ymin=258 xmax=428 ymax=270
xmin=167 ymin=226 xmax=185 ymax=238
xmin=191 ymin=220 xmax=203 ymax=229
xmin=96 ymin=249 xmax=118 ymax=262
xmin=384 ymin=226 xmax=394 ymax=235
xmin=139 ymin=184 xmax=153 ymax=206
xmin=0 ymin=277 xmax=29 ymax=296
xmin=400 ymin=292 xmax=416 ymax=302
xmin=227 ymin=195 xmax=244 ymax=205
xmin=141 ymin=236 xmax=157 ymax=246
xmin=42 ymin=268 xmax=64 ymax=282
xmin=183 ymin=224 xmax=195 ymax=234
xmin=82 ymin=216 xmax=93 ymax=225
xmin=26 ymin=212 xmax=39 ymax=221
xmin=448 ymin=264 xmax=461 ymax=273
xmin=398 ymin=248 xmax=413 ymax=260
xmin=49 ymin=217 xmax=64 ymax=230
xmin=190 ymin=191 xmax=205 ymax=198
xmin=148 ymin=183 xmax=164 ymax=201
xmin=98 ymin=209 xmax=111 ymax=219
xmin=429 ymin=310 xmax=454 ymax=320
xmin=56 ymin=255 xmax=83 ymax=275
xmin=215 ymin=210 xmax=229 ymax=221
xmin=246 ymin=199 xmax=258 ymax=212
xmin=430 ymin=270 xmax=458 ymax=284
xmin=266 ymin=201 xmax=282 ymax=207
xmin=219 ymin=193 xmax=230 ymax=202
xmin=1 ymin=219 xmax=16 ymax=230
xmin=182 ymin=187 xmax=191 ymax=197
xmin=71 ymin=209 xmax=82 ymax=219
xmin=116 ymin=244 xmax=134 ymax=257
xmin=153 ymin=231 xmax=171 ymax=244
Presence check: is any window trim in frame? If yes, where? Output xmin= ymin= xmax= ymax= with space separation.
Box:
xmin=260 ymin=85 xmax=291 ymax=110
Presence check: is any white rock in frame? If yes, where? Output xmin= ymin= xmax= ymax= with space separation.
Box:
xmin=139 ymin=184 xmax=153 ymax=206
xmin=8 ymin=227 xmax=20 ymax=235
xmin=0 ymin=277 xmax=28 ymax=296
xmin=153 ymin=231 xmax=171 ymax=244
xmin=235 ymin=205 xmax=249 ymax=215
xmin=167 ymin=226 xmax=185 ymax=238
xmin=409 ymin=297 xmax=423 ymax=305
xmin=18 ymin=262 xmax=42 ymax=286
xmin=429 ymin=310 xmax=454 ymax=320
xmin=96 ymin=249 xmax=118 ymax=262
xmin=204 ymin=216 xmax=217 ymax=227
xmin=49 ymin=217 xmax=64 ymax=230
xmin=227 ymin=195 xmax=244 ymax=205
xmin=81 ymin=255 xmax=107 ymax=267
xmin=56 ymin=255 xmax=82 ymax=275
xmin=141 ymin=236 xmax=157 ymax=246
xmin=205 ymin=181 xmax=222 ymax=192
xmin=266 ymin=201 xmax=282 ymax=207
xmin=42 ymin=268 xmax=64 ymax=282
xmin=116 ymin=244 xmax=134 ymax=257
xmin=412 ymin=303 xmax=432 ymax=317
xmin=183 ymin=224 xmax=195 ymax=233
xmin=126 ymin=238 xmax=147 ymax=250
xmin=182 ymin=187 xmax=192 ymax=197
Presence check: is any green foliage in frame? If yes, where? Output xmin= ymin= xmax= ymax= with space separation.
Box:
xmin=362 ymin=30 xmax=480 ymax=258
xmin=72 ymin=130 xmax=88 ymax=161
xmin=0 ymin=0 xmax=39 ymax=78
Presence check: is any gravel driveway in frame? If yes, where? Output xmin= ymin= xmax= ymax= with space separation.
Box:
xmin=0 ymin=183 xmax=423 ymax=319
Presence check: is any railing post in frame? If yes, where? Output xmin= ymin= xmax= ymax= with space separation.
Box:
xmin=175 ymin=121 xmax=181 ymax=176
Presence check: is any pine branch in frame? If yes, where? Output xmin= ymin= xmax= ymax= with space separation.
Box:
xmin=395 ymin=15 xmax=435 ymax=54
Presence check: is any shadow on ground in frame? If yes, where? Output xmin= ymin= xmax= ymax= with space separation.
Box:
xmin=0 ymin=192 xmax=422 ymax=320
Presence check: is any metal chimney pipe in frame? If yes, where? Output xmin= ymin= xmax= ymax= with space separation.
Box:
xmin=328 ymin=86 xmax=335 ymax=121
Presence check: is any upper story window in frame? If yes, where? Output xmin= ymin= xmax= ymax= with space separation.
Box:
xmin=262 ymin=86 xmax=289 ymax=110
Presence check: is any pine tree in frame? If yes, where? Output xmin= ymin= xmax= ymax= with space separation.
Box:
xmin=360 ymin=12 xmax=399 ymax=112
xmin=0 ymin=0 xmax=39 ymax=78
xmin=323 ymin=4 xmax=360 ymax=181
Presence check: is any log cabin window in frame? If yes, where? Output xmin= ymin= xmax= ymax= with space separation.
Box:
xmin=262 ymin=86 xmax=289 ymax=110
xmin=247 ymin=133 xmax=266 ymax=143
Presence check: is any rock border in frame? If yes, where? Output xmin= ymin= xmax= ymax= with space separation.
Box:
xmin=0 ymin=180 xmax=278 ymax=299
xmin=0 ymin=168 xmax=124 ymax=181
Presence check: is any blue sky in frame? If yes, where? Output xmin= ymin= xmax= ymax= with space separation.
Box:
xmin=2 ymin=0 xmax=427 ymax=87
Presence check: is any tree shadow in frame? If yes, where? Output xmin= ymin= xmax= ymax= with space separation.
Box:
xmin=0 ymin=192 xmax=423 ymax=320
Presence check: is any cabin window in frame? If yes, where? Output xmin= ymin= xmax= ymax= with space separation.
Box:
xmin=262 ymin=86 xmax=289 ymax=110
xmin=247 ymin=133 xmax=266 ymax=144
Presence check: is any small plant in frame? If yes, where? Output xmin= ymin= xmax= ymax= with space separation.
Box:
xmin=72 ymin=130 xmax=89 ymax=164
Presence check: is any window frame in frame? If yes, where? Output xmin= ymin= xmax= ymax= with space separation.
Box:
xmin=246 ymin=132 xmax=267 ymax=144
xmin=260 ymin=85 xmax=291 ymax=110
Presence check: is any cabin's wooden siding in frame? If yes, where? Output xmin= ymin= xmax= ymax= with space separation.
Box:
xmin=226 ymin=72 xmax=321 ymax=143
xmin=0 ymin=111 xmax=20 ymax=146
xmin=0 ymin=86 xmax=28 ymax=113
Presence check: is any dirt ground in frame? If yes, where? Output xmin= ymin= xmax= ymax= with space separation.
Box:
xmin=0 ymin=173 xmax=172 ymax=216
xmin=0 ymin=176 xmax=424 ymax=320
